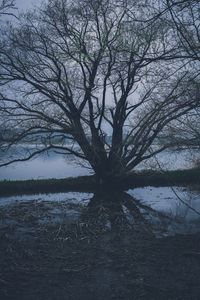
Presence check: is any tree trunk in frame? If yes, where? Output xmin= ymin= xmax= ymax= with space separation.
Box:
xmin=94 ymin=162 xmax=127 ymax=187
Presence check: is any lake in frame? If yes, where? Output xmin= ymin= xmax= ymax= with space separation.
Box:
xmin=0 ymin=147 xmax=199 ymax=180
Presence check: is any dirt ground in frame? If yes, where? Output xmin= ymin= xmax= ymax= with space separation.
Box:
xmin=0 ymin=199 xmax=200 ymax=300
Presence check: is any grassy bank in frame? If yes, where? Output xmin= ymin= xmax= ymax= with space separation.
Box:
xmin=0 ymin=168 xmax=200 ymax=196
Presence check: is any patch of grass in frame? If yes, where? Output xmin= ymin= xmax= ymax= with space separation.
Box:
xmin=121 ymin=168 xmax=200 ymax=188
xmin=0 ymin=168 xmax=200 ymax=196
xmin=0 ymin=176 xmax=96 ymax=196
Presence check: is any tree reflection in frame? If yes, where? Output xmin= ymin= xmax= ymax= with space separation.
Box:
xmin=80 ymin=190 xmax=155 ymax=237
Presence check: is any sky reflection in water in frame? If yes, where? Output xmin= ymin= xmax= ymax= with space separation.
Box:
xmin=0 ymin=187 xmax=200 ymax=237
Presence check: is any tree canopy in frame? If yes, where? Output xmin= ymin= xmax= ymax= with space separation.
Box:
xmin=0 ymin=0 xmax=199 ymax=183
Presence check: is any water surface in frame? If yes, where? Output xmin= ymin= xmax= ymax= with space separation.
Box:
xmin=1 ymin=187 xmax=200 ymax=237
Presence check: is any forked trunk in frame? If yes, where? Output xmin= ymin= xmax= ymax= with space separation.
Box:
xmin=94 ymin=163 xmax=127 ymax=187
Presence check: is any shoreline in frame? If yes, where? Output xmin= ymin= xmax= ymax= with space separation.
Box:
xmin=0 ymin=168 xmax=200 ymax=196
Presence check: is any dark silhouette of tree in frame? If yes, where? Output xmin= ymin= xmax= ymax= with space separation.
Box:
xmin=159 ymin=1 xmax=200 ymax=151
xmin=0 ymin=0 xmax=199 ymax=183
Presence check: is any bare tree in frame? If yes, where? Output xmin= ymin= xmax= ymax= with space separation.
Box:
xmin=159 ymin=0 xmax=200 ymax=152
xmin=166 ymin=0 xmax=200 ymax=61
xmin=161 ymin=107 xmax=200 ymax=153
xmin=0 ymin=0 xmax=16 ymax=17
xmin=0 ymin=0 xmax=199 ymax=184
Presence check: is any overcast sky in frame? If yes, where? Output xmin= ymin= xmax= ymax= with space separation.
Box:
xmin=1 ymin=0 xmax=42 ymax=22
xmin=15 ymin=0 xmax=41 ymax=11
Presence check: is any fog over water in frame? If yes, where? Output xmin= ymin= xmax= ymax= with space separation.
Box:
xmin=0 ymin=154 xmax=90 ymax=180
xmin=0 ymin=148 xmax=199 ymax=180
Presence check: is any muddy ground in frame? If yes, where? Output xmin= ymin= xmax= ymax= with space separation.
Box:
xmin=0 ymin=199 xmax=200 ymax=300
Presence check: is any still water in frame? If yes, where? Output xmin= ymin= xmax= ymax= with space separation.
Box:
xmin=0 ymin=186 xmax=200 ymax=236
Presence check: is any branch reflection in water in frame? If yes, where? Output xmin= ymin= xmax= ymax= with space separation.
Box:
xmin=80 ymin=191 xmax=159 ymax=239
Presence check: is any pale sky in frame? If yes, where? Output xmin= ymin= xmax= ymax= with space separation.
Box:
xmin=1 ymin=0 xmax=41 ymax=22
xmin=15 ymin=0 xmax=41 ymax=11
